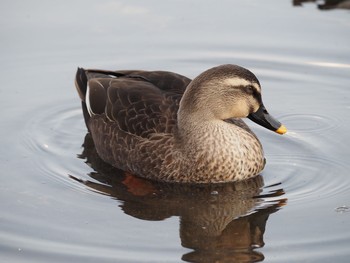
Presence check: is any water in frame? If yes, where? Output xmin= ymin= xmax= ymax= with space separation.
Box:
xmin=1 ymin=0 xmax=350 ymax=262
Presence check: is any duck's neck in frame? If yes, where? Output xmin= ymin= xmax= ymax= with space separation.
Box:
xmin=177 ymin=112 xmax=237 ymax=154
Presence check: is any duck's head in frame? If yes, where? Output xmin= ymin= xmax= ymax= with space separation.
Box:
xmin=179 ymin=64 xmax=287 ymax=135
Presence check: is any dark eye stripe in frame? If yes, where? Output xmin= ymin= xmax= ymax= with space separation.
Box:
xmin=234 ymin=84 xmax=262 ymax=103
xmin=242 ymin=85 xmax=262 ymax=103
xmin=252 ymin=88 xmax=262 ymax=103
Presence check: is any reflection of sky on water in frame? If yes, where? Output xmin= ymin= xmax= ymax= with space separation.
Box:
xmin=0 ymin=1 xmax=350 ymax=262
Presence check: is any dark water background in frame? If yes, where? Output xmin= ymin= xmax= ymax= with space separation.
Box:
xmin=1 ymin=0 xmax=350 ymax=262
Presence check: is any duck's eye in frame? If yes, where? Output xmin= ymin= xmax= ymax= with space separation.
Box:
xmin=244 ymin=85 xmax=254 ymax=95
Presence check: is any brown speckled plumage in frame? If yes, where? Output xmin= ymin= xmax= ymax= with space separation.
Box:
xmin=75 ymin=64 xmax=281 ymax=183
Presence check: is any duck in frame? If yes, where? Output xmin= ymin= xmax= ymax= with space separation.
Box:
xmin=75 ymin=64 xmax=287 ymax=184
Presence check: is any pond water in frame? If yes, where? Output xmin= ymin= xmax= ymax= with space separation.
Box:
xmin=1 ymin=0 xmax=350 ymax=262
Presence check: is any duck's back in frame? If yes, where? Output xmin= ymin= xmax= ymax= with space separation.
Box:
xmin=75 ymin=68 xmax=191 ymax=136
xmin=75 ymin=68 xmax=191 ymax=176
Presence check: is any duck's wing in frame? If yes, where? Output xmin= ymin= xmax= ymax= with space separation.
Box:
xmin=75 ymin=68 xmax=191 ymax=138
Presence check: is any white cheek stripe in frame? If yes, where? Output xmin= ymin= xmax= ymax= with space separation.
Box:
xmin=224 ymin=78 xmax=261 ymax=92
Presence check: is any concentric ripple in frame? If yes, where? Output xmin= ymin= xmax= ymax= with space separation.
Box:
xmin=22 ymin=100 xmax=86 ymax=155
xmin=21 ymin=100 xmax=350 ymax=211
xmin=262 ymin=155 xmax=350 ymax=205
xmin=21 ymin=100 xmax=92 ymax=193
xmin=278 ymin=113 xmax=340 ymax=134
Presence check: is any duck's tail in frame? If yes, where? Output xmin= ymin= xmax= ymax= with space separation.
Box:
xmin=75 ymin=67 xmax=88 ymax=102
xmin=74 ymin=67 xmax=91 ymax=128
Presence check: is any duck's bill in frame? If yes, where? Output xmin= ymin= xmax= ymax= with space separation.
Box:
xmin=248 ymin=104 xmax=287 ymax=135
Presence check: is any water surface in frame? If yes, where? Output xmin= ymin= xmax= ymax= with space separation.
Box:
xmin=1 ymin=0 xmax=350 ymax=262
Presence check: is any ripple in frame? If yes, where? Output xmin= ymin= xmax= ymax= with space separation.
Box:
xmin=21 ymin=101 xmax=349 ymax=206
xmin=262 ymin=155 xmax=349 ymax=205
xmin=21 ymin=100 xmax=92 ymax=194
xmin=278 ymin=113 xmax=339 ymax=133
xmin=335 ymin=205 xmax=350 ymax=213
xmin=22 ymin=100 xmax=86 ymax=155
xmin=21 ymin=100 xmax=349 ymax=207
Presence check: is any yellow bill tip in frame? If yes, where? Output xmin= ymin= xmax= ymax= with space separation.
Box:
xmin=276 ymin=125 xmax=287 ymax=135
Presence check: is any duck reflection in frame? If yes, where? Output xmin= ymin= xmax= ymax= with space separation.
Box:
xmin=74 ymin=133 xmax=287 ymax=262
xmin=293 ymin=0 xmax=350 ymax=10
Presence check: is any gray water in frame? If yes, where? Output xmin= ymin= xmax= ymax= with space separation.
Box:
xmin=1 ymin=0 xmax=350 ymax=262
